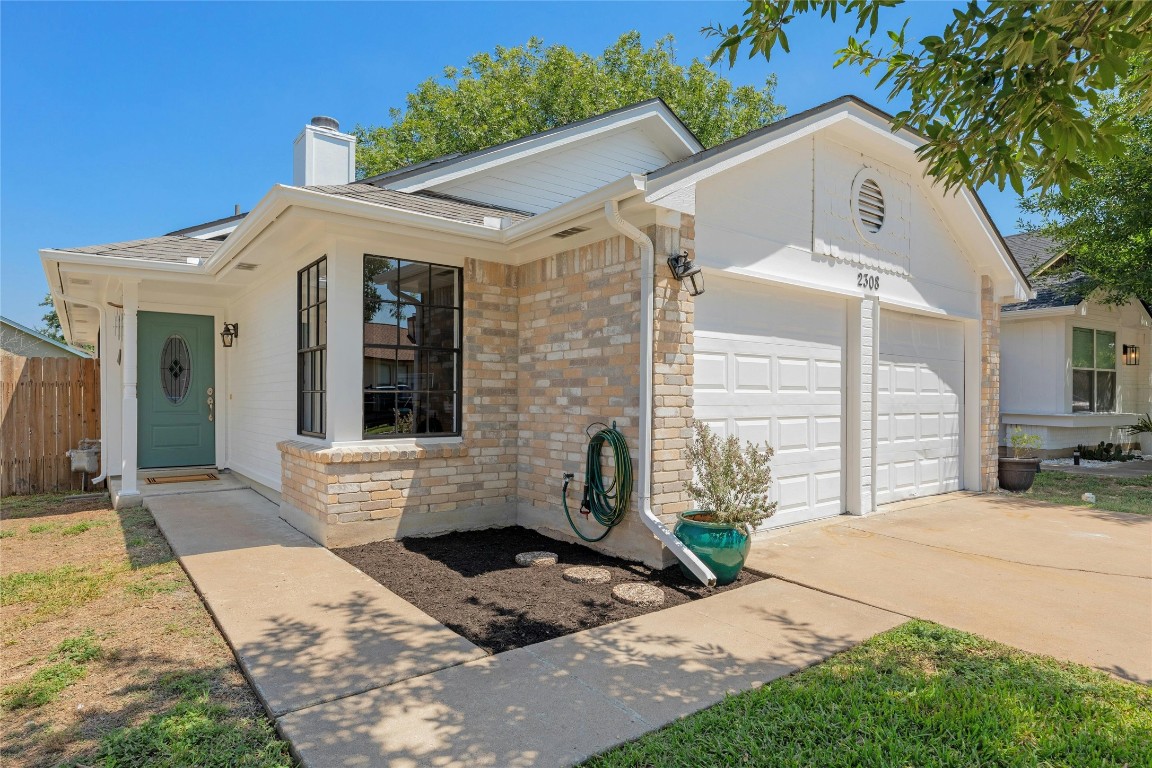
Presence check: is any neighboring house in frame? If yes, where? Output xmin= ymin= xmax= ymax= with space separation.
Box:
xmin=0 ymin=315 xmax=91 ymax=359
xmin=41 ymin=96 xmax=1029 ymax=570
xmin=1000 ymin=234 xmax=1151 ymax=455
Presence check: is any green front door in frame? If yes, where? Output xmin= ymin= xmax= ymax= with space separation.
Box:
xmin=139 ymin=312 xmax=216 ymax=468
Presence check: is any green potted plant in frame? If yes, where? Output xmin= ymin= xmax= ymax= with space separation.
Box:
xmin=1123 ymin=413 xmax=1152 ymax=456
xmin=999 ymin=427 xmax=1043 ymax=492
xmin=674 ymin=420 xmax=777 ymax=585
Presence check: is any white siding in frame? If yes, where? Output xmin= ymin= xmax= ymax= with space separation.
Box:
xmin=430 ymin=128 xmax=672 ymax=214
xmin=224 ymin=260 xmax=302 ymax=489
xmin=1000 ymin=317 xmax=1067 ymax=414
xmin=694 ymin=135 xmax=982 ymax=319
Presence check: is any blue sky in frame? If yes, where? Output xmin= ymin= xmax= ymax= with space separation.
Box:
xmin=0 ymin=1 xmax=1035 ymax=330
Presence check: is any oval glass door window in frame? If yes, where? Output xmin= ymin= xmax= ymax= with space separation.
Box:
xmin=160 ymin=335 xmax=193 ymax=404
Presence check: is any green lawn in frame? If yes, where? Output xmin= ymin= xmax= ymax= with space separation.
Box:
xmin=1026 ymin=470 xmax=1152 ymax=514
xmin=583 ymin=621 xmax=1152 ymax=768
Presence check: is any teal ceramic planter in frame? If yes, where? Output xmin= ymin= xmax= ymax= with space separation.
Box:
xmin=673 ymin=510 xmax=751 ymax=586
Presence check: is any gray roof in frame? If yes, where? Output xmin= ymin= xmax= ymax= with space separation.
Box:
xmin=357 ymin=98 xmax=703 ymax=187
xmin=1001 ymin=234 xmax=1082 ymax=312
xmin=50 ymin=235 xmax=221 ymax=264
xmin=302 ymin=184 xmax=533 ymax=225
xmin=1003 ymin=233 xmax=1064 ymax=277
xmin=166 ymin=211 xmax=248 ymax=237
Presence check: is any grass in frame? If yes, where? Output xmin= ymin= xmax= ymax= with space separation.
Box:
xmin=1026 ymin=470 xmax=1152 ymax=514
xmin=1 ymin=565 xmax=119 ymax=617
xmin=2 ymin=633 xmax=103 ymax=710
xmin=584 ymin=621 xmax=1152 ymax=768
xmin=1 ymin=494 xmax=294 ymax=767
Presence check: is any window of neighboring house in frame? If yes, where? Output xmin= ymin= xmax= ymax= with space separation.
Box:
xmin=1072 ymin=327 xmax=1116 ymax=412
xmin=363 ymin=255 xmax=461 ymax=438
xmin=298 ymin=257 xmax=327 ymax=437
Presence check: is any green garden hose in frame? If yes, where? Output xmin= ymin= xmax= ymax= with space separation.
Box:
xmin=561 ymin=422 xmax=633 ymax=542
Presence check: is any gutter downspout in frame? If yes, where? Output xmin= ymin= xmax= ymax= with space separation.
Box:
xmin=604 ymin=200 xmax=716 ymax=587
xmin=54 ymin=292 xmax=108 ymax=485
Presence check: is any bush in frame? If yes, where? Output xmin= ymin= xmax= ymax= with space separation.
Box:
xmin=685 ymin=421 xmax=777 ymax=534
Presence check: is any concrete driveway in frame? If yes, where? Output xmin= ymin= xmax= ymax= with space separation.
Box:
xmin=745 ymin=493 xmax=1152 ymax=684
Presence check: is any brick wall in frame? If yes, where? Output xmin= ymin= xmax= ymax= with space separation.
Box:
xmin=278 ymin=258 xmax=520 ymax=547
xmin=648 ymin=216 xmax=696 ymax=526
xmin=279 ymin=226 xmax=694 ymax=564
xmin=980 ymin=275 xmax=1001 ymax=491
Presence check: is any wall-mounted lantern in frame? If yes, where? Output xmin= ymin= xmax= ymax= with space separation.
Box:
xmin=667 ymin=251 xmax=705 ymax=297
xmin=1123 ymin=344 xmax=1140 ymax=366
xmin=220 ymin=322 xmax=240 ymax=348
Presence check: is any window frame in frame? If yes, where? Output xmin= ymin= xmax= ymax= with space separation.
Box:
xmin=362 ymin=254 xmax=463 ymax=440
xmin=297 ymin=256 xmax=327 ymax=438
xmin=1071 ymin=326 xmax=1116 ymax=413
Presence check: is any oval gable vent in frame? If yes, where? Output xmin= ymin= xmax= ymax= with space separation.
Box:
xmin=857 ymin=178 xmax=885 ymax=234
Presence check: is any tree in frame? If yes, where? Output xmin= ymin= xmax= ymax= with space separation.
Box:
xmin=1020 ymin=87 xmax=1151 ymax=304
xmin=355 ymin=32 xmax=785 ymax=177
xmin=704 ymin=1 xmax=1152 ymax=194
xmin=38 ymin=293 xmax=64 ymax=343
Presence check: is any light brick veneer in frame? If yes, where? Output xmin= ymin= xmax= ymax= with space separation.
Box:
xmin=280 ymin=225 xmax=695 ymax=565
xmin=980 ymin=275 xmax=1001 ymax=491
xmin=278 ymin=258 xmax=520 ymax=547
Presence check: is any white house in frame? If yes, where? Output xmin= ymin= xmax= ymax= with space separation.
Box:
xmin=1000 ymin=234 xmax=1151 ymax=455
xmin=41 ymin=96 xmax=1029 ymax=579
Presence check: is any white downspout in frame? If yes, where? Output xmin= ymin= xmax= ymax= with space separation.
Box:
xmin=604 ymin=200 xmax=716 ymax=587
xmin=55 ymin=292 xmax=108 ymax=485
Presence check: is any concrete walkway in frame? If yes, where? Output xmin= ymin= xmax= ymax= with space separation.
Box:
xmin=747 ymin=492 xmax=1152 ymax=684
xmin=277 ymin=579 xmax=901 ymax=767
xmin=146 ymin=488 xmax=487 ymax=716
xmin=147 ymin=485 xmax=903 ymax=767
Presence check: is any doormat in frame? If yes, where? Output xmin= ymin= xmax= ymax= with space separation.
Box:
xmin=145 ymin=473 xmax=219 ymax=485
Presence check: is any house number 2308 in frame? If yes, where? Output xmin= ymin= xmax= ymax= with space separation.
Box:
xmin=857 ymin=272 xmax=880 ymax=291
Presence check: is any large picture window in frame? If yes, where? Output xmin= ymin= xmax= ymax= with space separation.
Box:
xmin=1072 ymin=327 xmax=1115 ymax=412
xmin=363 ymin=255 xmax=461 ymax=437
xmin=298 ymin=257 xmax=327 ymax=437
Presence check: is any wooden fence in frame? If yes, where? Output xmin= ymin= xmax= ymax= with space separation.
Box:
xmin=1 ymin=355 xmax=100 ymax=496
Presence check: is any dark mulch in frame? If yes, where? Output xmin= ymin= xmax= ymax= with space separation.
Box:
xmin=335 ymin=526 xmax=763 ymax=654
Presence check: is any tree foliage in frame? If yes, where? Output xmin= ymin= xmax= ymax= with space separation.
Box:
xmin=1020 ymin=86 xmax=1152 ymax=304
xmin=704 ymin=1 xmax=1152 ymax=194
xmin=38 ymin=293 xmax=64 ymax=343
xmin=355 ymin=32 xmax=785 ymax=177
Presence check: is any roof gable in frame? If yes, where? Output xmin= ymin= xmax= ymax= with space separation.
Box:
xmin=376 ymin=99 xmax=703 ymax=214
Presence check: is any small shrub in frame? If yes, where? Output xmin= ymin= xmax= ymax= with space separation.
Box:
xmin=1007 ymin=427 xmax=1042 ymax=459
xmin=27 ymin=523 xmax=54 ymax=534
xmin=0 ymin=529 xmax=14 ymax=539
xmin=61 ymin=522 xmax=92 ymax=536
xmin=685 ymin=420 xmax=777 ymax=534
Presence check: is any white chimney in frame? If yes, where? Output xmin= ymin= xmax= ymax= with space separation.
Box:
xmin=293 ymin=116 xmax=356 ymax=187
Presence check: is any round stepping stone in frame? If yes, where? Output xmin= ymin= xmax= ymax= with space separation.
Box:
xmin=612 ymin=582 xmax=665 ymax=607
xmin=563 ymin=566 xmax=612 ymax=584
xmin=515 ymin=551 xmax=558 ymax=567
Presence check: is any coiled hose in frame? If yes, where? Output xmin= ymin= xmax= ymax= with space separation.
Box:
xmin=561 ymin=422 xmax=632 ymax=542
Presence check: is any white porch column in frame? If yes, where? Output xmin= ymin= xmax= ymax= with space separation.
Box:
xmin=845 ymin=295 xmax=878 ymax=515
xmin=325 ymin=243 xmax=362 ymax=442
xmin=120 ymin=280 xmax=141 ymax=499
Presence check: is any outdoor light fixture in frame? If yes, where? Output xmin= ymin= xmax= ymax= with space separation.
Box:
xmin=667 ymin=251 xmax=705 ymax=297
xmin=1123 ymin=344 xmax=1140 ymax=366
xmin=220 ymin=322 xmax=239 ymax=348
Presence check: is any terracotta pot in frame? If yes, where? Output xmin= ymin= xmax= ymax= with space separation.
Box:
xmin=999 ymin=457 xmax=1041 ymax=492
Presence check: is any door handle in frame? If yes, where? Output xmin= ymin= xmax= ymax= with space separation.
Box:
xmin=207 ymin=387 xmax=215 ymax=423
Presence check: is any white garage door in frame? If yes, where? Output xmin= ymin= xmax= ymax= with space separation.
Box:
xmin=876 ymin=310 xmax=964 ymax=504
xmin=694 ymin=277 xmax=845 ymax=529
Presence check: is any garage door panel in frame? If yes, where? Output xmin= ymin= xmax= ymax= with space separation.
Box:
xmin=695 ymin=281 xmax=845 ymax=529
xmin=876 ymin=310 xmax=964 ymax=505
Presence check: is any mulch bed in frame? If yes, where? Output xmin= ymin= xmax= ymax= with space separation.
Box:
xmin=335 ymin=526 xmax=763 ymax=654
